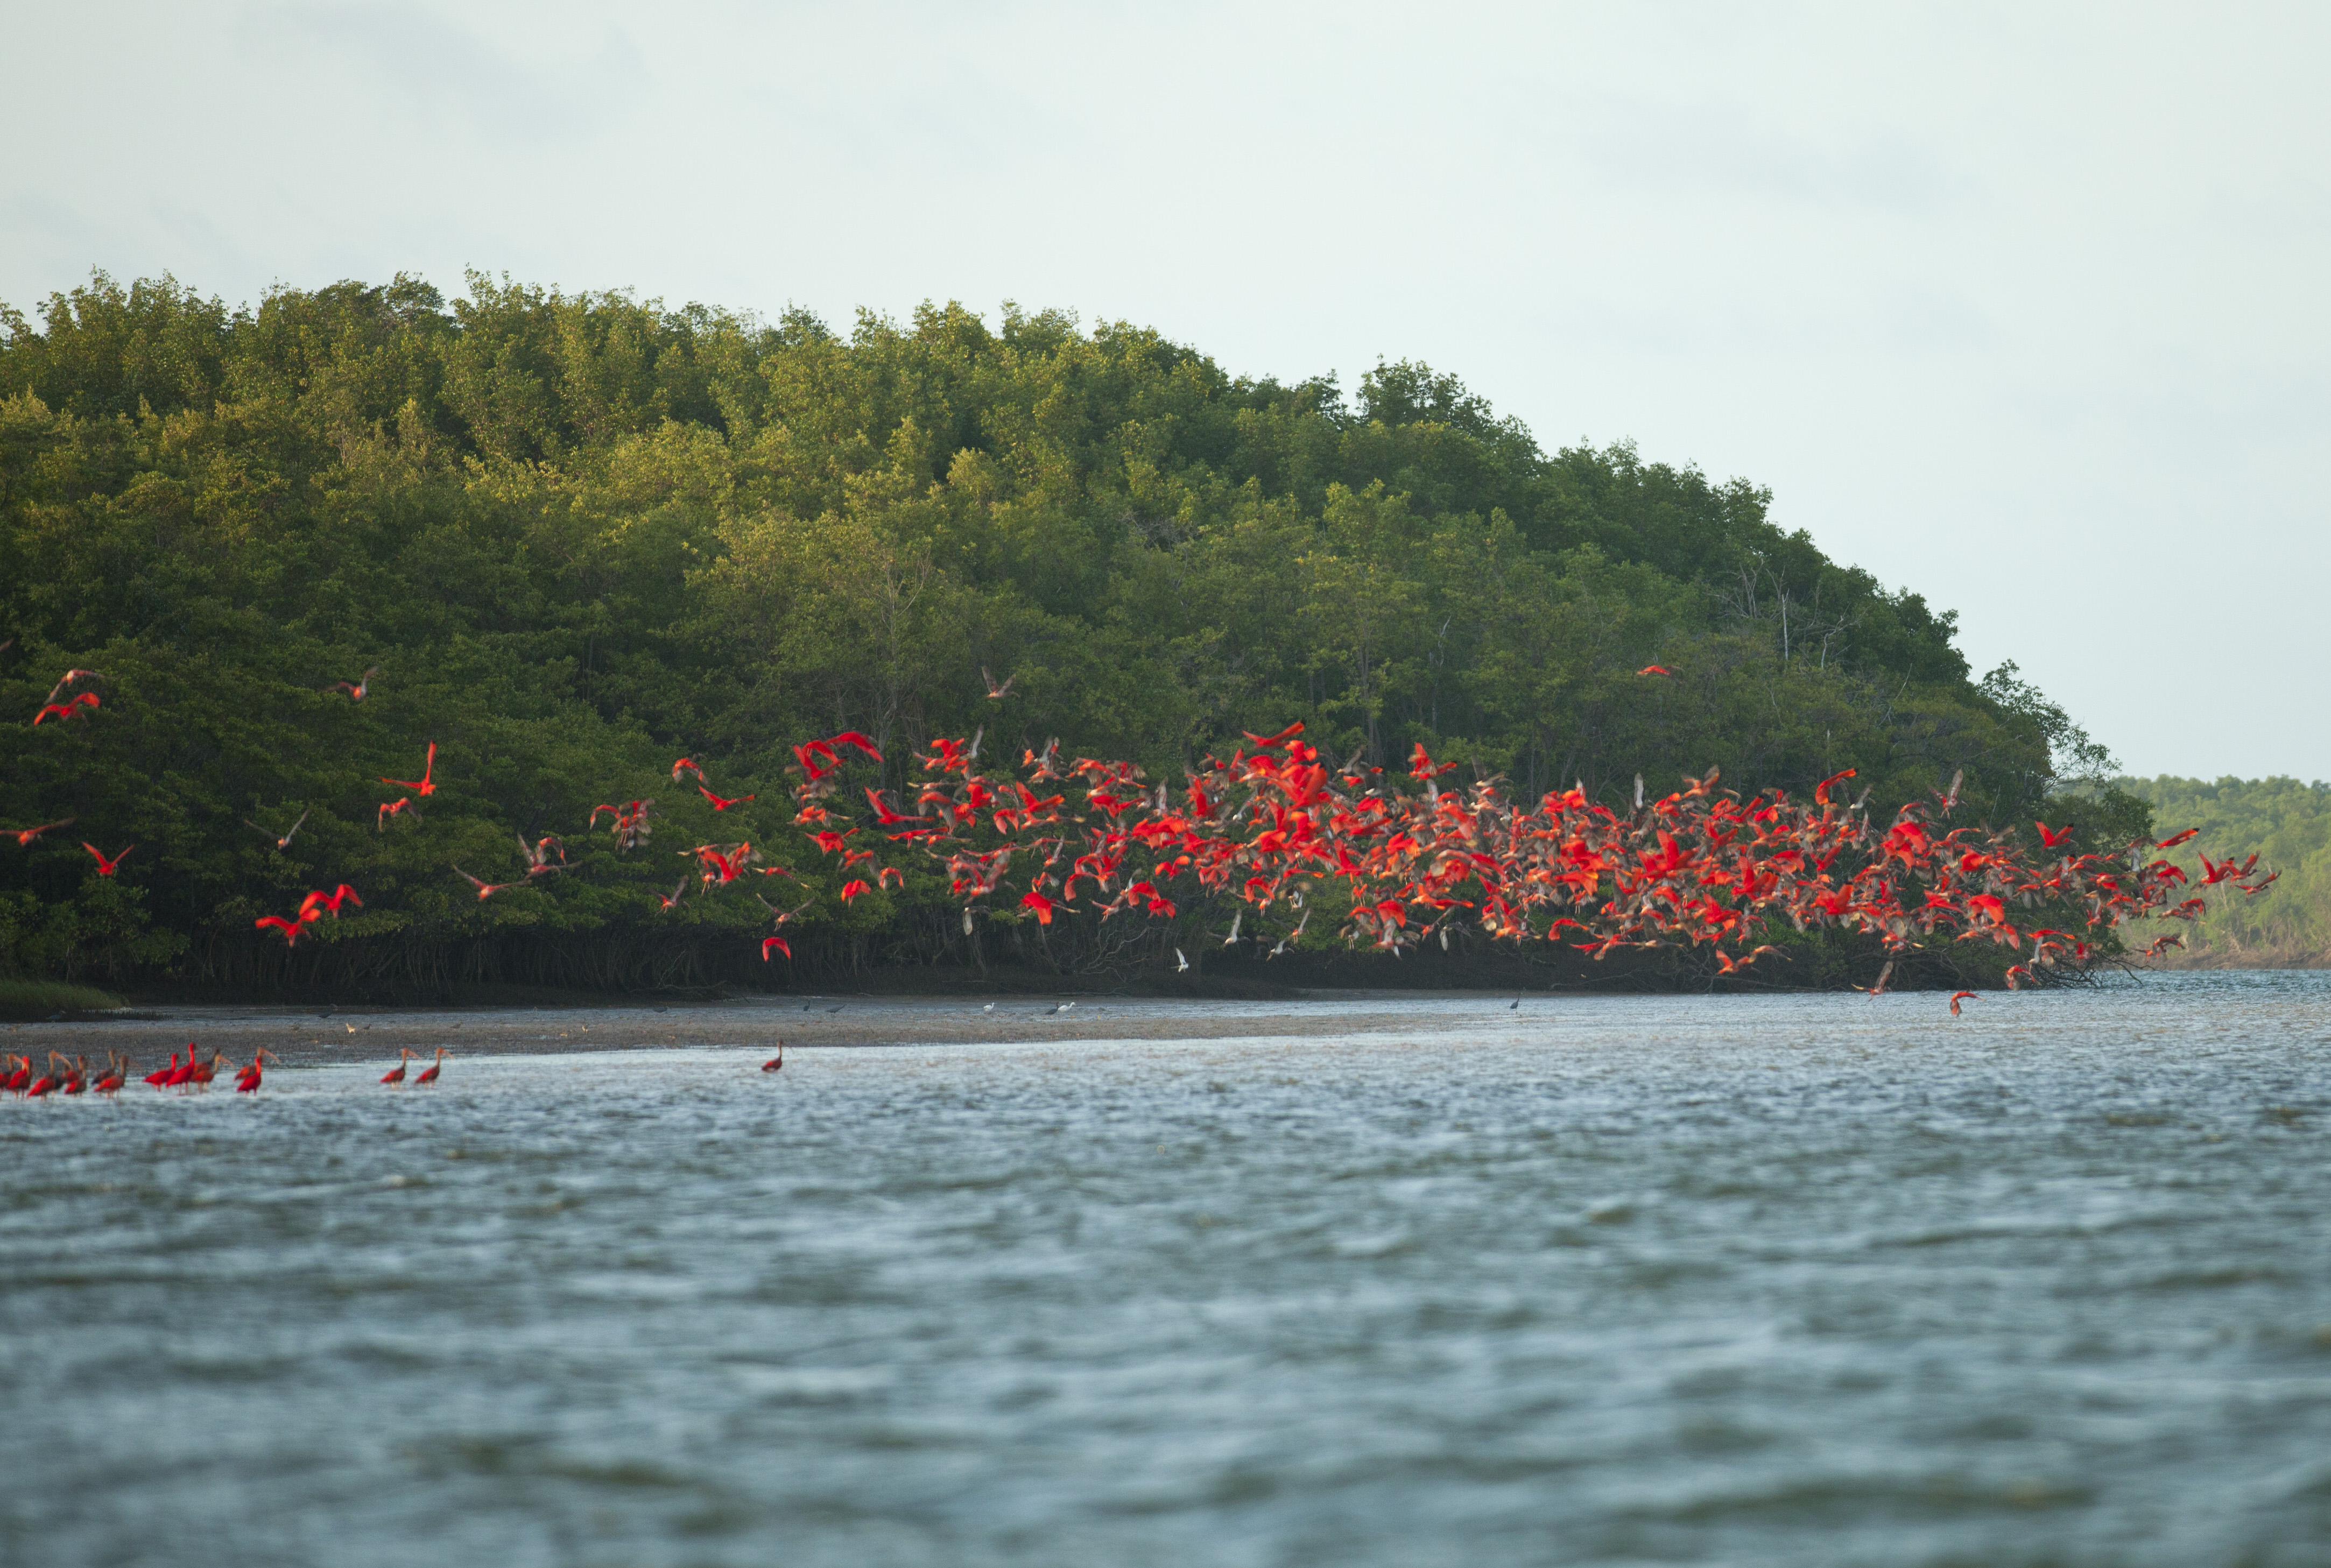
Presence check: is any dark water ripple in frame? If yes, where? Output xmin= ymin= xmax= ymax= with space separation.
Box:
xmin=4 ymin=973 xmax=2330 ymax=1566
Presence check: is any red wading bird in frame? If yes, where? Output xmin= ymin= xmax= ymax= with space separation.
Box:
xmin=591 ymin=799 xmax=654 ymax=851
xmin=306 ymin=885 xmax=363 ymax=917
xmin=9 ymin=817 xmax=73 ymax=846
xmin=413 ymin=1047 xmax=448 ymax=1085
xmin=33 ymin=691 xmax=100 ymax=725
xmin=44 ymin=669 xmax=103 ymax=704
xmin=1638 ymin=665 xmax=1673 ymax=677
xmin=381 ymin=741 xmax=438 ymax=797
xmin=236 ymin=1048 xmax=277 ymax=1093
xmin=453 ymin=866 xmax=520 ymax=901
xmin=82 ymin=843 xmax=134 ymax=877
xmin=247 ymin=810 xmax=308 ymax=850
xmin=518 ymin=836 xmax=566 ymax=879
xmin=328 ymin=667 xmax=379 ymax=700
xmin=699 ymin=784 xmax=756 ymax=812
xmin=1949 ymin=990 xmax=1978 ymax=1018
xmin=381 ymin=1049 xmax=414 ymax=1086
xmin=762 ymin=1042 xmax=784 ymax=1072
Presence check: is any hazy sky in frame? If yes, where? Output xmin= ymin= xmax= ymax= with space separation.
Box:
xmin=8 ymin=2 xmax=2326 ymax=779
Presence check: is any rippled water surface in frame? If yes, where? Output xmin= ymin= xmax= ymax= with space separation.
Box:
xmin=5 ymin=973 xmax=2330 ymax=1566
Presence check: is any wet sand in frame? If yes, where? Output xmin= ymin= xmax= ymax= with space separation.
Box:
xmin=0 ymin=993 xmax=1481 ymax=1070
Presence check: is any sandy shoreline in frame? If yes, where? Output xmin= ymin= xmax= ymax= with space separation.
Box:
xmin=0 ymin=994 xmax=1487 ymax=1070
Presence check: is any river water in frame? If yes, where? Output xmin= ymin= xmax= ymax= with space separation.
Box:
xmin=3 ymin=972 xmax=2328 ymax=1566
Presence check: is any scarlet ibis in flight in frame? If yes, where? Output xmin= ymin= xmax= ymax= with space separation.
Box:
xmin=246 ymin=810 xmax=309 ymax=849
xmin=43 ymin=668 xmax=102 ymax=703
xmin=982 ymin=667 xmax=1016 ymax=699
xmin=453 ymin=866 xmax=520 ymax=901
xmin=305 ymin=884 xmax=363 ymax=916
xmin=1637 ymin=665 xmax=1673 ymax=677
xmin=82 ymin=842 xmax=134 ymax=876
xmin=698 ymin=784 xmax=756 ymax=811
xmin=33 ymin=692 xmax=99 ymax=724
xmin=9 ymin=817 xmax=73 ymax=846
xmin=1949 ymin=990 xmax=1977 ymax=1017
xmin=328 ymin=667 xmax=379 ymax=700
xmin=254 ymin=914 xmax=314 ymax=947
xmin=381 ymin=741 xmax=438 ymax=797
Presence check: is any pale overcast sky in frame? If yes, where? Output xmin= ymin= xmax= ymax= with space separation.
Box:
xmin=7 ymin=2 xmax=2326 ymax=780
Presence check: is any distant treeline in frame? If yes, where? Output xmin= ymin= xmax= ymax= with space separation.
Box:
xmin=0 ymin=271 xmax=2142 ymax=994
xmin=2110 ymin=776 xmax=2328 ymax=967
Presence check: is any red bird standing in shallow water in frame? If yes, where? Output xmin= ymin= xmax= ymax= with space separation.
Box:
xmin=381 ymin=1049 xmax=413 ymax=1086
xmin=413 ymin=1047 xmax=448 ymax=1085
xmin=762 ymin=1043 xmax=784 ymax=1072
xmin=236 ymin=1048 xmax=276 ymax=1093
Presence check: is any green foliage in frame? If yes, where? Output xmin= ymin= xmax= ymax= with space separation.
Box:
xmin=0 ymin=270 xmax=2102 ymax=990
xmin=2109 ymin=776 xmax=2330 ymax=966
xmin=0 ymin=977 xmax=127 ymax=1020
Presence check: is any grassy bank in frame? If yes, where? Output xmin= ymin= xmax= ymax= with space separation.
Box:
xmin=0 ymin=978 xmax=130 ymax=1020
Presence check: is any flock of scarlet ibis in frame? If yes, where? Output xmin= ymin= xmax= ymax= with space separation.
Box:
xmin=4 ymin=1043 xmax=285 ymax=1098
xmin=6 ymin=661 xmax=2284 ymax=1046
xmin=1 ymin=1041 xmax=453 ymax=1101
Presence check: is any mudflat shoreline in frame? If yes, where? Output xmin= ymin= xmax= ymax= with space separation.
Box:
xmin=1 ymin=994 xmax=1476 ymax=1070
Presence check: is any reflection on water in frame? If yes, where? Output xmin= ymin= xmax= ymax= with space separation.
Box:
xmin=4 ymin=973 xmax=2329 ymax=1566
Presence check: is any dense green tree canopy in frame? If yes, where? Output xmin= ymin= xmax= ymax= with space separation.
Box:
xmin=0 ymin=271 xmax=2124 ymax=990
xmin=2108 ymin=777 xmax=2329 ymax=967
